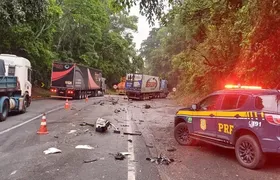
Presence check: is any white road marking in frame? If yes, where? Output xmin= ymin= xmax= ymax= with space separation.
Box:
xmin=0 ymin=106 xmax=63 ymax=135
xmin=126 ymin=106 xmax=136 ymax=180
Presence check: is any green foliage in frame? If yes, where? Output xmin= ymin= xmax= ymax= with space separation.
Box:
xmin=141 ymin=0 xmax=280 ymax=98
xmin=0 ymin=0 xmax=143 ymax=88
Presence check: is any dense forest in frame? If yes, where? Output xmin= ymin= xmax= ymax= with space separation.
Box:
xmin=0 ymin=0 xmax=279 ymax=100
xmin=139 ymin=0 xmax=280 ymax=101
xmin=0 ymin=0 xmax=144 ymax=87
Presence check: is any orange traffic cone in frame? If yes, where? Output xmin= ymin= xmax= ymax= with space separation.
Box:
xmin=37 ymin=114 xmax=48 ymax=134
xmin=65 ymin=99 xmax=70 ymax=110
xmin=85 ymin=95 xmax=88 ymax=102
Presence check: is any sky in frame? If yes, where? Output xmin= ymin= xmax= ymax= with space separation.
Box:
xmin=129 ymin=5 xmax=158 ymax=50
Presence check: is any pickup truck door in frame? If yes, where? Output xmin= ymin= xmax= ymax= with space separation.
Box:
xmin=192 ymin=94 xmax=222 ymax=138
xmin=216 ymin=94 xmax=250 ymax=141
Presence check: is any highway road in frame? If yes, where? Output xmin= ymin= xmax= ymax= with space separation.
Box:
xmin=0 ymin=96 xmax=280 ymax=180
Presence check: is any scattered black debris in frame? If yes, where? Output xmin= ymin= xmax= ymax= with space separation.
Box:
xmin=112 ymin=101 xmax=118 ymax=105
xmin=121 ymin=125 xmax=129 ymax=127
xmin=139 ymin=120 xmax=144 ymax=123
xmin=124 ymin=132 xmax=142 ymax=136
xmin=95 ymin=118 xmax=111 ymax=132
xmin=146 ymin=144 xmax=154 ymax=148
xmin=80 ymin=122 xmax=95 ymax=127
xmin=146 ymin=155 xmax=174 ymax=165
xmin=54 ymin=135 xmax=59 ymax=138
xmin=167 ymin=147 xmax=177 ymax=152
xmin=100 ymin=102 xmax=105 ymax=106
xmin=114 ymin=153 xmax=125 ymax=160
xmin=144 ymin=104 xmax=151 ymax=109
xmin=128 ymin=139 xmax=132 ymax=143
xmin=109 ymin=122 xmax=121 ymax=134
xmin=114 ymin=109 xmax=121 ymax=113
xmin=83 ymin=159 xmax=98 ymax=163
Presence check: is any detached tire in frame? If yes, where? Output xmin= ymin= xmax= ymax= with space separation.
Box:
xmin=0 ymin=100 xmax=9 ymax=122
xmin=235 ymin=135 xmax=266 ymax=169
xmin=174 ymin=122 xmax=194 ymax=146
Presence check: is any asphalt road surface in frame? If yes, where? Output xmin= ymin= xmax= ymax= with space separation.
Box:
xmin=0 ymin=96 xmax=280 ymax=180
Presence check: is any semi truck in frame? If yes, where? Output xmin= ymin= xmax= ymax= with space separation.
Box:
xmin=0 ymin=54 xmax=32 ymax=121
xmin=50 ymin=62 xmax=105 ymax=99
xmin=125 ymin=73 xmax=169 ymax=100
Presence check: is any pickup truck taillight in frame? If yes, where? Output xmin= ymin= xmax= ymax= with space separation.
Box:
xmin=265 ymin=114 xmax=280 ymax=125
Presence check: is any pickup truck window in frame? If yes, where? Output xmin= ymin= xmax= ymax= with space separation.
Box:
xmin=255 ymin=95 xmax=280 ymax=113
xmin=221 ymin=94 xmax=249 ymax=110
xmin=198 ymin=95 xmax=220 ymax=111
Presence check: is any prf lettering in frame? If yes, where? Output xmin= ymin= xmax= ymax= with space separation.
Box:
xmin=218 ymin=123 xmax=234 ymax=135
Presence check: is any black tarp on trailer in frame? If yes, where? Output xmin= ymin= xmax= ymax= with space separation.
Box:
xmin=51 ymin=62 xmax=102 ymax=90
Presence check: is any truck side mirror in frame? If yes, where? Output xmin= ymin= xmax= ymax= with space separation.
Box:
xmin=191 ymin=104 xmax=197 ymax=110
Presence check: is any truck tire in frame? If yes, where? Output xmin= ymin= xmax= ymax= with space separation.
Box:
xmin=174 ymin=122 xmax=194 ymax=146
xmin=20 ymin=96 xmax=27 ymax=114
xmin=235 ymin=135 xmax=266 ymax=169
xmin=0 ymin=100 xmax=9 ymax=122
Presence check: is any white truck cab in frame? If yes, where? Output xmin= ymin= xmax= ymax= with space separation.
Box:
xmin=0 ymin=54 xmax=32 ymax=101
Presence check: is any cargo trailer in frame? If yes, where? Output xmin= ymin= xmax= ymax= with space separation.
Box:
xmin=125 ymin=73 xmax=169 ymax=100
xmin=50 ymin=62 xmax=104 ymax=99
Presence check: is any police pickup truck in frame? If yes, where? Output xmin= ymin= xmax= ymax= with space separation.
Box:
xmin=174 ymin=85 xmax=280 ymax=169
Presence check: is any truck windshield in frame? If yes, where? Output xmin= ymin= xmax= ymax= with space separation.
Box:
xmin=255 ymin=94 xmax=280 ymax=113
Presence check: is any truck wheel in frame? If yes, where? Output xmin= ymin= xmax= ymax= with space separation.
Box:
xmin=20 ymin=97 xmax=27 ymax=113
xmin=235 ymin=135 xmax=266 ymax=169
xmin=174 ymin=122 xmax=194 ymax=146
xmin=0 ymin=100 xmax=9 ymax=122
xmin=77 ymin=92 xmax=81 ymax=99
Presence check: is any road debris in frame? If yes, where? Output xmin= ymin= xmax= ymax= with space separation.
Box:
xmin=100 ymin=102 xmax=105 ymax=106
xmin=10 ymin=170 xmax=17 ymax=176
xmin=80 ymin=122 xmax=95 ymax=127
xmin=128 ymin=139 xmax=132 ymax=143
xmin=68 ymin=130 xmax=77 ymax=134
xmin=120 ymin=152 xmax=131 ymax=156
xmin=54 ymin=135 xmax=59 ymax=138
xmin=75 ymin=145 xmax=94 ymax=150
xmin=114 ymin=153 xmax=125 ymax=160
xmin=112 ymin=100 xmax=118 ymax=105
xmin=146 ymin=144 xmax=154 ymax=148
xmin=124 ymin=132 xmax=142 ymax=136
xmin=96 ymin=118 xmax=110 ymax=132
xmin=83 ymin=158 xmax=98 ymax=163
xmin=110 ymin=122 xmax=121 ymax=134
xmin=139 ymin=120 xmax=144 ymax=122
xmin=114 ymin=109 xmax=121 ymax=113
xmin=146 ymin=155 xmax=174 ymax=165
xmin=167 ymin=147 xmax=177 ymax=152
xmin=121 ymin=124 xmax=129 ymax=127
xmin=144 ymin=104 xmax=151 ymax=109
xmin=43 ymin=147 xmax=62 ymax=155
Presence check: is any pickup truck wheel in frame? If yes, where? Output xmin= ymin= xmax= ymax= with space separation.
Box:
xmin=0 ymin=100 xmax=9 ymax=122
xmin=174 ymin=122 xmax=194 ymax=146
xmin=235 ymin=135 xmax=266 ymax=169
